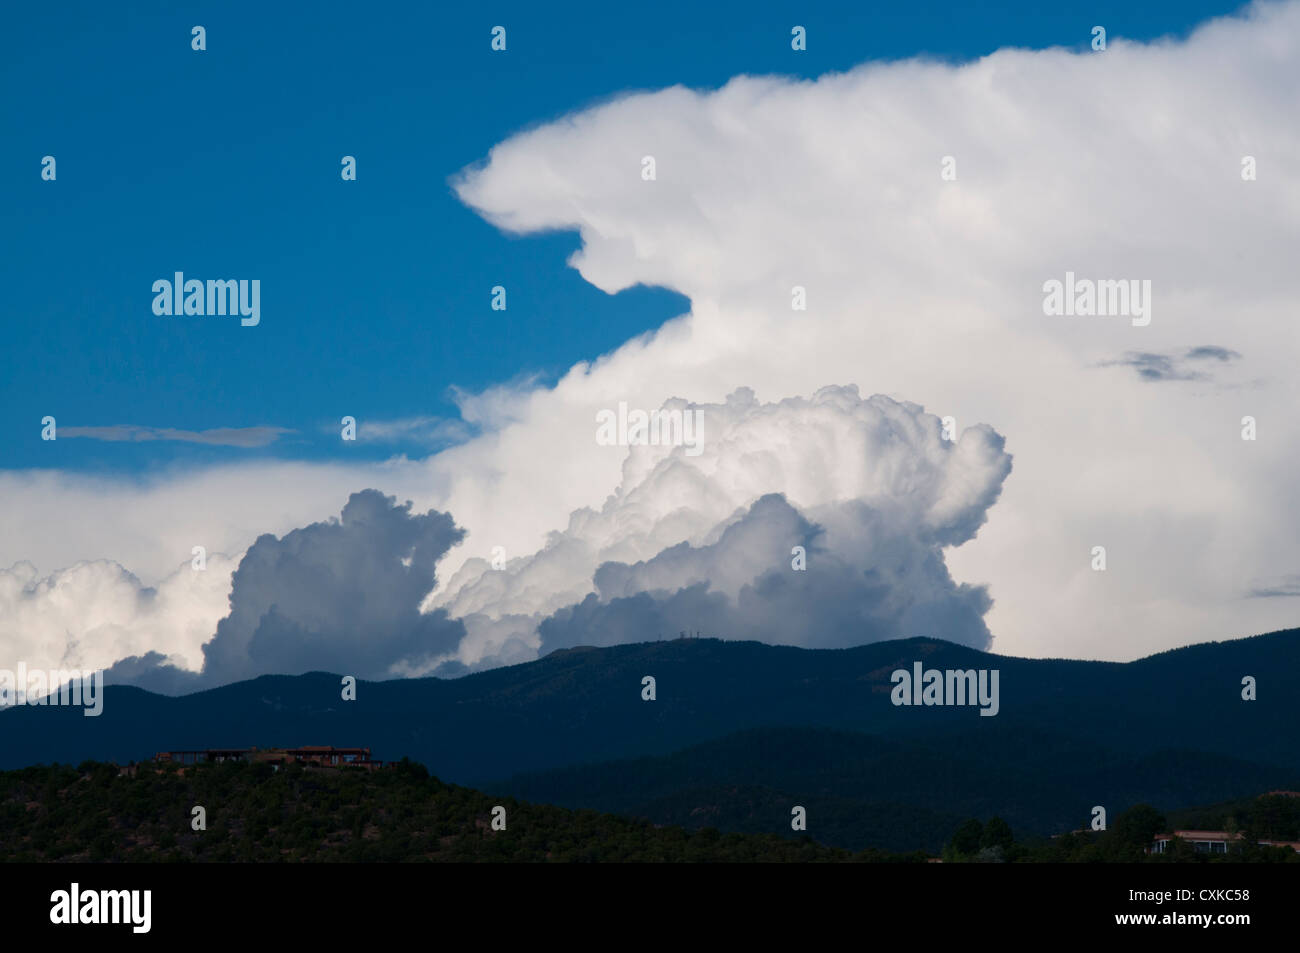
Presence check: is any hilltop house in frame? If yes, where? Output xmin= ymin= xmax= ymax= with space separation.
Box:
xmin=154 ymin=746 xmax=386 ymax=771
xmin=1150 ymin=830 xmax=1239 ymax=854
xmin=1149 ymin=830 xmax=1300 ymax=854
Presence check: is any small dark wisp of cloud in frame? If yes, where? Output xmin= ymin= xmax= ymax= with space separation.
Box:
xmin=1096 ymin=345 xmax=1241 ymax=383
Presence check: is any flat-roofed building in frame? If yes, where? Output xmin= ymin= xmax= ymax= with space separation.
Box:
xmin=1150 ymin=831 xmax=1300 ymax=854
xmin=154 ymin=746 xmax=387 ymax=770
xmin=1151 ymin=830 xmax=1240 ymax=854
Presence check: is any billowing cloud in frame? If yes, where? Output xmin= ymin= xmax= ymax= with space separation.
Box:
xmin=199 ymin=490 xmax=466 ymax=685
xmin=103 ymin=490 xmax=467 ymax=690
xmin=427 ymin=385 xmax=1011 ymax=670
xmin=0 ymin=555 xmax=238 ymax=676
xmin=538 ymin=493 xmax=997 ymax=654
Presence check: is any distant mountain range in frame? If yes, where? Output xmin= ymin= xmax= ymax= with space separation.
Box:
xmin=3 ymin=630 xmax=1298 ymax=851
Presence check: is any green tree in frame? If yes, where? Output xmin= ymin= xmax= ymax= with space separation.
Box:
xmin=981 ymin=816 xmax=1014 ymax=852
xmin=950 ymin=818 xmax=983 ymax=855
xmin=1114 ymin=804 xmax=1165 ymax=854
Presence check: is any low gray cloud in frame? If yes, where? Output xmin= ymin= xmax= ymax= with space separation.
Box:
xmin=109 ymin=490 xmax=466 ymax=691
xmin=202 ymin=490 xmax=466 ymax=685
xmin=1098 ymin=346 xmax=1242 ymax=383
xmin=104 ymin=651 xmax=203 ymax=694
xmin=536 ymin=492 xmax=996 ymax=655
xmin=60 ymin=424 xmax=293 ymax=447
xmin=1246 ymin=575 xmax=1300 ymax=599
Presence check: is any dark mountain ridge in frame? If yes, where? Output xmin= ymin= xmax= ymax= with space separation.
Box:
xmin=3 ymin=628 xmax=1296 ymax=790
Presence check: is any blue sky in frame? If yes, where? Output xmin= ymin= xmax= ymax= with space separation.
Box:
xmin=0 ymin=0 xmax=1240 ymax=473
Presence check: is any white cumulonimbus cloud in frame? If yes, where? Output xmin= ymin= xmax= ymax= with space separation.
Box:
xmin=445 ymin=0 xmax=1300 ymax=662
xmin=2 ymin=1 xmax=1298 ymax=680
xmin=424 ymin=385 xmax=1012 ymax=673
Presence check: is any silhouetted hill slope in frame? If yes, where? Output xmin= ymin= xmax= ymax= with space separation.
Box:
xmin=488 ymin=724 xmax=1297 ymax=851
xmin=0 ymin=759 xmax=876 ymax=862
xmin=4 ymin=760 xmax=1292 ymax=863
xmin=3 ymin=630 xmax=1298 ymax=848
xmin=1166 ymin=791 xmax=1300 ymax=839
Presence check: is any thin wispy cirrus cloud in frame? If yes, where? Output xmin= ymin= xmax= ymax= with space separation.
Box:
xmin=58 ymin=424 xmax=295 ymax=448
xmin=337 ymin=416 xmax=477 ymax=448
xmin=3 ymin=1 xmax=1300 ymax=686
